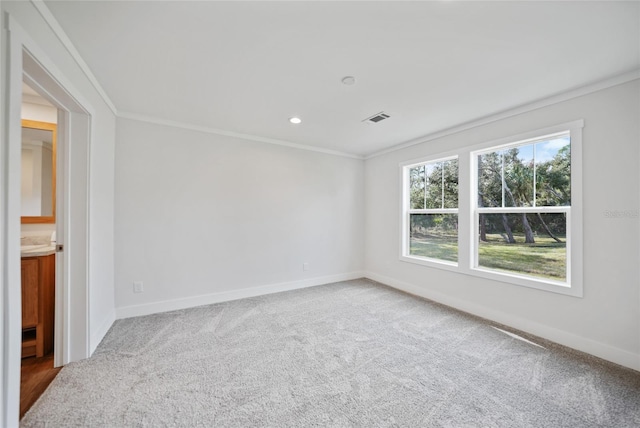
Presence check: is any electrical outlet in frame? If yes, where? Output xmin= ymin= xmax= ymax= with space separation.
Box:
xmin=303 ymin=262 xmax=309 ymax=271
xmin=133 ymin=281 xmax=144 ymax=293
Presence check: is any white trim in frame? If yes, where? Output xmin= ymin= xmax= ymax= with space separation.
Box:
xmin=28 ymin=0 xmax=638 ymax=169
xmin=399 ymin=255 xmax=459 ymax=271
xmin=365 ymin=272 xmax=640 ymax=372
xmin=469 ymin=121 xmax=582 ymax=296
xmin=398 ymin=120 xmax=583 ymax=297
xmin=476 ymin=207 xmax=569 ymax=214
xmin=568 ymin=124 xmax=583 ymax=300
xmin=118 ymin=111 xmax=364 ymax=160
xmin=401 ymin=155 xmax=461 ymax=268
xmin=7 ymin=11 xmax=95 ymax=371
xmin=366 ymin=71 xmax=638 ymax=159
xmin=473 ymin=130 xmax=570 ymax=157
xmin=22 ymin=92 xmax=52 ymax=107
xmin=467 ymin=122 xmax=581 ymax=157
xmin=115 ymin=271 xmax=366 ymax=319
xmin=0 ymin=11 xmax=5 ymax=423
xmin=29 ymin=0 xmax=117 ymax=115
xmin=469 ymin=266 xmax=573 ymax=293
xmin=30 ymin=0 xmax=365 ymax=161
xmin=14 ymin=0 xmax=640 ymax=165
xmin=1 ymin=10 xmax=24 ymax=425
xmin=78 ymin=112 xmax=92 ymax=360
xmin=408 ymin=209 xmax=459 ymax=214
xmin=89 ymin=310 xmax=115 ymax=355
xmin=400 ymin=152 xmax=460 ymax=169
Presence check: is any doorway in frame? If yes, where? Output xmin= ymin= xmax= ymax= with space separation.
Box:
xmin=18 ymin=83 xmax=61 ymax=417
xmin=2 ymin=15 xmax=93 ymax=425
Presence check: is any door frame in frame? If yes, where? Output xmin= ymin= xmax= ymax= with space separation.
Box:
xmin=1 ymin=12 xmax=93 ymax=426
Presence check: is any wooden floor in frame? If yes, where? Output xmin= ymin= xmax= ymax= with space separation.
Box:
xmin=20 ymin=354 xmax=61 ymax=419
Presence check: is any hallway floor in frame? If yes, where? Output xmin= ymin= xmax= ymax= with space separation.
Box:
xmin=20 ymin=354 xmax=60 ymax=419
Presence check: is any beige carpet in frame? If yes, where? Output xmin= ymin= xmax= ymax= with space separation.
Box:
xmin=21 ymin=279 xmax=640 ymax=427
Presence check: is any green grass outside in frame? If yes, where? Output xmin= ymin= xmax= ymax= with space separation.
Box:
xmin=409 ymin=231 xmax=566 ymax=281
xmin=478 ymin=233 xmax=566 ymax=281
xmin=410 ymin=231 xmax=458 ymax=262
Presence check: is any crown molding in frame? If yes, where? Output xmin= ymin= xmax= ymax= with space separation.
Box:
xmin=118 ymin=111 xmax=364 ymax=160
xmin=365 ymin=69 xmax=640 ymax=160
xmin=31 ymin=0 xmax=118 ymax=115
xmin=26 ymin=0 xmax=640 ymax=162
xmin=22 ymin=93 xmax=54 ymax=107
xmin=28 ymin=1 xmax=363 ymax=160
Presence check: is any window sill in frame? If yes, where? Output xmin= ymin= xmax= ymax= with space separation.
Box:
xmin=399 ymin=254 xmax=582 ymax=298
xmin=399 ymin=255 xmax=459 ymax=273
xmin=470 ymin=267 xmax=581 ymax=297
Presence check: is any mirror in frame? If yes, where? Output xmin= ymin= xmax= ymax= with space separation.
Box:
xmin=21 ymin=119 xmax=56 ymax=224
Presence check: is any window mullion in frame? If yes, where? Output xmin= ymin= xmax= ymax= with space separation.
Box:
xmin=477 ymin=206 xmax=569 ymax=214
xmin=501 ymin=151 xmax=505 ymax=208
xmin=423 ymin=165 xmax=426 ymax=210
xmin=457 ymin=152 xmax=471 ymax=272
xmin=408 ymin=208 xmax=459 ymax=214
xmin=441 ymin=162 xmax=445 ymax=209
xmin=533 ymin=144 xmax=537 ymax=207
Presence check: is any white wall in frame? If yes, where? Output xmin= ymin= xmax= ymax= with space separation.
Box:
xmin=1 ymin=1 xmax=116 ymax=355
xmin=364 ymin=80 xmax=640 ymax=370
xmin=22 ymin=101 xmax=56 ymax=123
xmin=114 ymin=118 xmax=364 ymax=316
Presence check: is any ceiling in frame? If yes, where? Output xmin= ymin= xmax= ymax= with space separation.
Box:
xmin=44 ymin=1 xmax=639 ymax=157
xmin=23 ymin=82 xmax=54 ymax=107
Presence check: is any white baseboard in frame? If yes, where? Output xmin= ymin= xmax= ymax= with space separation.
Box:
xmin=365 ymin=271 xmax=640 ymax=372
xmin=89 ymin=310 xmax=116 ymax=355
xmin=115 ymin=271 xmax=366 ymax=320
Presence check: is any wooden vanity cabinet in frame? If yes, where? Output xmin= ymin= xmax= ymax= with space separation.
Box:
xmin=21 ymin=259 xmax=41 ymax=357
xmin=21 ymin=254 xmax=55 ymax=358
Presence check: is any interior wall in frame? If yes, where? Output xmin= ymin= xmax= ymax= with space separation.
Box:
xmin=1 ymin=0 xmax=116 ymax=354
xmin=21 ymin=101 xmax=56 ymax=123
xmin=114 ymin=118 xmax=364 ymax=315
xmin=364 ymin=79 xmax=640 ymax=370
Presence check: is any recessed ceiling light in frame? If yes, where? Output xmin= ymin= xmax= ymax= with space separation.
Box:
xmin=289 ymin=117 xmax=302 ymax=124
xmin=341 ymin=76 xmax=356 ymax=86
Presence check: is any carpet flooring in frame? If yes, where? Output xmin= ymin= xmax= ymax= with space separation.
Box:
xmin=21 ymin=279 xmax=640 ymax=427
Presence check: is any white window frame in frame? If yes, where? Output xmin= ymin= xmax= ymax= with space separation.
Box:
xmin=400 ymin=154 xmax=460 ymax=271
xmin=400 ymin=120 xmax=583 ymax=297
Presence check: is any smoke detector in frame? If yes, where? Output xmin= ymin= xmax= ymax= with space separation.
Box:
xmin=363 ymin=112 xmax=390 ymax=124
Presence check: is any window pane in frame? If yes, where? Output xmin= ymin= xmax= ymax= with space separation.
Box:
xmin=477 ymin=151 xmax=503 ymax=208
xmin=409 ymin=165 xmax=425 ymax=209
xmin=503 ymin=145 xmax=534 ymax=207
xmin=443 ymin=159 xmax=458 ymax=208
xmin=535 ymin=137 xmax=571 ymax=206
xmin=478 ymin=213 xmax=566 ymax=281
xmin=410 ymin=214 xmax=458 ymax=262
xmin=425 ymin=163 xmax=442 ymax=209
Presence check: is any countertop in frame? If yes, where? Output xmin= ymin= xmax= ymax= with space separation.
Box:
xmin=21 ymin=245 xmax=56 ymax=258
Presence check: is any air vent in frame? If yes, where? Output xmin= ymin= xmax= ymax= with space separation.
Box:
xmin=363 ymin=112 xmax=390 ymax=124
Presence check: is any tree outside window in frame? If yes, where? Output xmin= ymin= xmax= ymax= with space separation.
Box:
xmin=407 ymin=157 xmax=459 ymax=263
xmin=476 ymin=134 xmax=570 ymax=281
